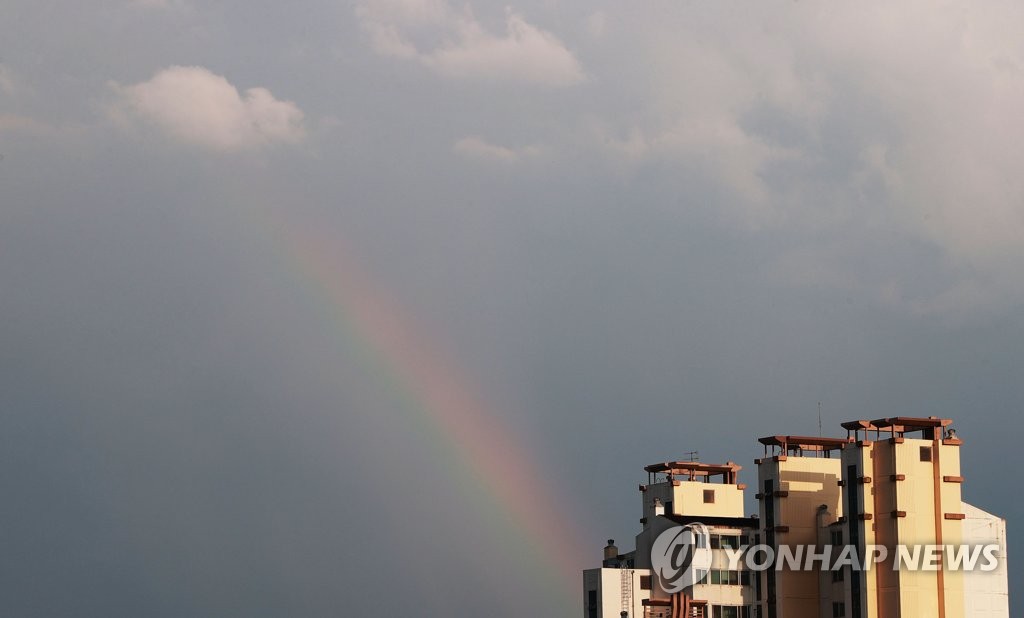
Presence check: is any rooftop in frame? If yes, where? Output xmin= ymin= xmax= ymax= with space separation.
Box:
xmin=841 ymin=416 xmax=954 ymax=439
xmin=644 ymin=461 xmax=741 ymax=484
xmin=758 ymin=435 xmax=851 ymax=457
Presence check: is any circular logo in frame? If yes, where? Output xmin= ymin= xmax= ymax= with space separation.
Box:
xmin=650 ymin=523 xmax=713 ymax=593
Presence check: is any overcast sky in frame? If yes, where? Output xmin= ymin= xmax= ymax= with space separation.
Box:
xmin=1 ymin=1 xmax=1022 ymax=616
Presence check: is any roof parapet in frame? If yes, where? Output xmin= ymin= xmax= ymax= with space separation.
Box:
xmin=644 ymin=461 xmax=741 ymax=485
xmin=758 ymin=435 xmax=851 ymax=457
xmin=842 ymin=416 xmax=954 ymax=440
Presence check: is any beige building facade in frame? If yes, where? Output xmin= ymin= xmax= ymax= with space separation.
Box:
xmin=755 ymin=435 xmax=846 ymax=618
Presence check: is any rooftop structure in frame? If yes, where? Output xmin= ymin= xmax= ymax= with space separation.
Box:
xmin=644 ymin=461 xmax=743 ymax=484
xmin=757 ymin=435 xmax=850 ymax=458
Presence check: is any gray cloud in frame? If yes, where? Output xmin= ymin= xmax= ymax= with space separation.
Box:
xmin=357 ymin=0 xmax=585 ymax=86
xmin=1 ymin=0 xmax=1022 ymax=616
xmin=453 ymin=134 xmax=542 ymax=162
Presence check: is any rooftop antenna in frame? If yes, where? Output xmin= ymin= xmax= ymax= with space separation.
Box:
xmin=818 ymin=402 xmax=823 ymax=437
xmin=683 ymin=450 xmax=699 ymax=462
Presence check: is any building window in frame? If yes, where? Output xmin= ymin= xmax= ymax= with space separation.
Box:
xmin=587 ymin=590 xmax=597 ymax=618
xmin=710 ymin=569 xmax=741 ymax=585
xmin=665 ymin=500 xmax=673 ymax=515
xmin=640 ymin=575 xmax=651 ymax=590
xmin=920 ymin=446 xmax=932 ymax=462
xmin=832 ymin=601 xmax=846 ymax=617
xmin=711 ymin=534 xmax=740 ymax=549
xmin=704 ymin=489 xmax=716 ymax=503
xmin=712 ymin=606 xmax=748 ymax=618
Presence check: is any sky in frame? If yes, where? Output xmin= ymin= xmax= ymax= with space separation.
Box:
xmin=1 ymin=1 xmax=1022 ymax=616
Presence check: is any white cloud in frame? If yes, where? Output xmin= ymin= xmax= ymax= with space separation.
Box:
xmin=591 ymin=118 xmax=794 ymax=229
xmin=111 ymin=66 xmax=305 ymax=151
xmin=574 ymin=2 xmax=1024 ymax=313
xmin=454 ymin=136 xmax=541 ymax=163
xmin=357 ymin=1 xmax=584 ymax=86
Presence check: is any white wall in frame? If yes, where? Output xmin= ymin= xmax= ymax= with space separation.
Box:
xmin=583 ymin=568 xmax=651 ymax=618
xmin=962 ymin=502 xmax=1009 ymax=618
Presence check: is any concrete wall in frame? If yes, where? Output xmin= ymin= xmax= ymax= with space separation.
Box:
xmin=840 ymin=436 xmax=972 ymax=618
xmin=961 ymin=502 xmax=1009 ymax=618
xmin=758 ymin=455 xmax=843 ymax=618
xmin=643 ymin=480 xmax=745 ymax=520
xmin=583 ymin=567 xmax=651 ymax=618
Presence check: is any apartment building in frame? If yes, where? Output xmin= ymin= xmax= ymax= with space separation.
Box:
xmin=583 ymin=416 xmax=1008 ymax=618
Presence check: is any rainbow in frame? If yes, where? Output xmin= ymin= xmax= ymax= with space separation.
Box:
xmin=257 ymin=209 xmax=594 ymax=612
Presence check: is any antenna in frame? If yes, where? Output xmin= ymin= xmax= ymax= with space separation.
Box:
xmin=818 ymin=402 xmax=823 ymax=437
xmin=683 ymin=450 xmax=699 ymax=462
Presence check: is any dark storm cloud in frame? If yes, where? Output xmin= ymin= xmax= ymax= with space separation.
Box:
xmin=2 ymin=0 xmax=1022 ymax=615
